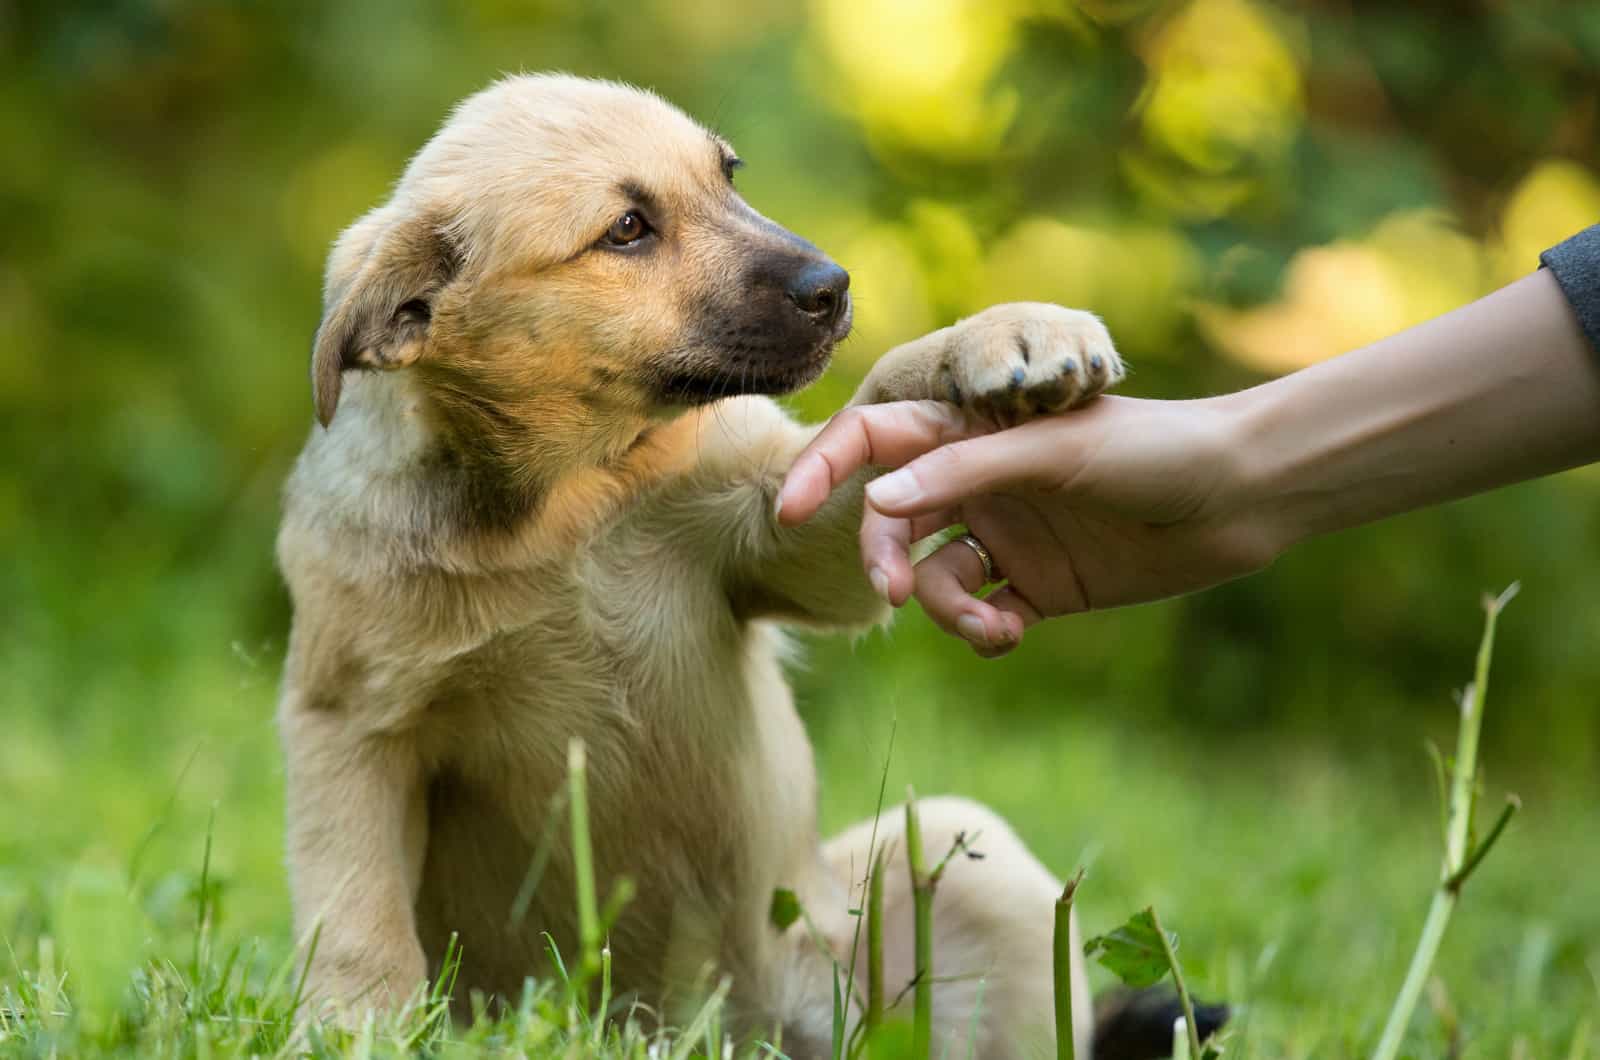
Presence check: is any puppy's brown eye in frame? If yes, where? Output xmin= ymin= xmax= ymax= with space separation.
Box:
xmin=604 ymin=210 xmax=651 ymax=246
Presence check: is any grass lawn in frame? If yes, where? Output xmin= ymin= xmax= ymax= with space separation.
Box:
xmin=10 ymin=3 xmax=1600 ymax=1051
xmin=3 ymin=596 xmax=1597 ymax=1059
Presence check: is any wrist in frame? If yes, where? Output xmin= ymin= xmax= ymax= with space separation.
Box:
xmin=1211 ymin=381 xmax=1317 ymax=558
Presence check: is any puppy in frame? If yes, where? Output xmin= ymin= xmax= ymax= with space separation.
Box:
xmin=277 ymin=74 xmax=1124 ymax=1058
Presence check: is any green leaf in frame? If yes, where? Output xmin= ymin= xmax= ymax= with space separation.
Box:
xmin=770 ymin=887 xmax=802 ymax=932
xmin=1083 ymin=909 xmax=1177 ymax=989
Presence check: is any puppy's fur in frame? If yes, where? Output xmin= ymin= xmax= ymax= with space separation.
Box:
xmin=278 ymin=74 xmax=1124 ymax=1058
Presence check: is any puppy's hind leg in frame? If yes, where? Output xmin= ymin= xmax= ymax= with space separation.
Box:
xmin=824 ymin=797 xmax=1091 ymax=1060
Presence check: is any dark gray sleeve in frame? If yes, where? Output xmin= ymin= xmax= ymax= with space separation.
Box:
xmin=1540 ymin=224 xmax=1600 ymax=353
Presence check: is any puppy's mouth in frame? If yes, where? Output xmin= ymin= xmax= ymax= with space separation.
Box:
xmin=654 ymin=297 xmax=852 ymax=405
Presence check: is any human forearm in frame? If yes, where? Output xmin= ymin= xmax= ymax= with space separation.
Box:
xmin=1231 ymin=268 xmax=1600 ymax=549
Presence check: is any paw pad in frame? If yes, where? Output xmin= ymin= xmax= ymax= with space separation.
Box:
xmin=937 ymin=303 xmax=1124 ymax=425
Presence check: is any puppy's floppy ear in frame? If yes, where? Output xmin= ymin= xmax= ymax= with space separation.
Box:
xmin=311 ymin=210 xmax=461 ymax=427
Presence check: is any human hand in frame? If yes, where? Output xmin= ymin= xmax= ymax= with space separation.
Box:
xmin=776 ymin=396 xmax=1284 ymax=656
xmin=781 ymin=269 xmax=1600 ymax=657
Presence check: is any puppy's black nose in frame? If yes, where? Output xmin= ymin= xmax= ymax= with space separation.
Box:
xmin=786 ymin=261 xmax=850 ymax=326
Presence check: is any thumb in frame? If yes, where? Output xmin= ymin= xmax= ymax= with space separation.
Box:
xmin=863 ymin=423 xmax=1059 ymax=516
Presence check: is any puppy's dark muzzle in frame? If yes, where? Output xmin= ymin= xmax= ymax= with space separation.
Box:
xmin=654 ymin=241 xmax=854 ymax=405
xmin=785 ymin=260 xmax=851 ymax=334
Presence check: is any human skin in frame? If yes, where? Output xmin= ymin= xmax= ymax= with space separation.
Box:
xmin=776 ymin=268 xmax=1600 ymax=656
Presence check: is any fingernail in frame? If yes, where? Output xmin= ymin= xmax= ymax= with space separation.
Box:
xmin=867 ymin=471 xmax=919 ymax=510
xmin=956 ymin=614 xmax=987 ymax=645
xmin=869 ymin=566 xmax=890 ymax=601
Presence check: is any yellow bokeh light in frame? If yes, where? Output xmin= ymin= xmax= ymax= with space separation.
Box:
xmin=1128 ymin=0 xmax=1304 ymax=218
xmin=979 ymin=216 xmax=1199 ymax=354
xmin=1139 ymin=0 xmax=1302 ymax=171
xmin=835 ymin=222 xmax=938 ymax=368
xmin=1197 ymin=210 xmax=1486 ymax=374
xmin=810 ymin=0 xmax=1019 ymax=156
xmin=902 ymin=200 xmax=985 ymax=316
xmin=1491 ymin=159 xmax=1600 ymax=286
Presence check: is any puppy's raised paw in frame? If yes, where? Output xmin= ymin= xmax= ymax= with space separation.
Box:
xmin=939 ymin=302 xmax=1123 ymax=425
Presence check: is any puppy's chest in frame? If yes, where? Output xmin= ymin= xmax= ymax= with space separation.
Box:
xmin=422 ymin=549 xmax=754 ymax=774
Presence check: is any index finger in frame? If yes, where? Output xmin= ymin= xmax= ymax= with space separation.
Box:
xmin=777 ymin=401 xmax=980 ymax=526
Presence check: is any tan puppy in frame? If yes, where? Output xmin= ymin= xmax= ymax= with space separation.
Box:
xmin=277 ymin=74 xmax=1124 ymax=1058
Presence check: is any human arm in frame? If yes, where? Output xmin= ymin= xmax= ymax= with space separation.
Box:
xmin=1231 ymin=264 xmax=1600 ymax=541
xmin=777 ymin=263 xmax=1600 ymax=655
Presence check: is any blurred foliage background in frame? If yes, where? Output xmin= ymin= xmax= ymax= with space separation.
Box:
xmin=4 ymin=0 xmax=1600 ymax=1052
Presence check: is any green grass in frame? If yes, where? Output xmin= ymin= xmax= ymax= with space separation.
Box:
xmin=4 ymin=600 xmax=1599 ymax=1059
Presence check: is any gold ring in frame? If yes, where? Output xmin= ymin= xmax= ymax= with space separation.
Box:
xmin=953 ymin=532 xmax=997 ymax=583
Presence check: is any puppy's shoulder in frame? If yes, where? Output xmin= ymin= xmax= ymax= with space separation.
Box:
xmin=278 ymin=375 xmax=439 ymax=574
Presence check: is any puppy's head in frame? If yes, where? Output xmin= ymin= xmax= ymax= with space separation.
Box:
xmin=311 ymin=75 xmax=851 ymax=436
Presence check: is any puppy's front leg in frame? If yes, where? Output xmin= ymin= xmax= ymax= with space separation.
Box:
xmin=705 ymin=401 xmax=889 ymax=628
xmin=852 ymin=302 xmax=1123 ymax=419
xmin=280 ymin=702 xmax=429 ymax=1017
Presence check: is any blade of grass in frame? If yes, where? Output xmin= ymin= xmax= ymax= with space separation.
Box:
xmin=508 ymin=785 xmax=570 ymax=929
xmin=1446 ymin=795 xmax=1521 ymax=893
xmin=667 ymin=977 xmax=731 ymax=1060
xmin=1149 ymin=906 xmax=1203 ymax=1060
xmin=905 ymin=788 xmax=932 ymax=1060
xmin=1566 ymin=1015 xmax=1591 ymax=1060
xmin=1053 ymin=868 xmax=1085 ymax=1060
xmin=844 ymin=717 xmax=897 ymax=1058
xmin=596 ymin=942 xmax=612 ymax=1046
xmin=867 ymin=845 xmax=886 ymax=1039
xmin=568 ymin=739 xmax=602 ymax=984
xmin=1372 ymin=584 xmax=1519 ymax=1060
xmin=707 ymin=986 xmax=723 ymax=1060
xmin=962 ymin=977 xmax=987 ymax=1060
xmin=429 ymin=932 xmax=461 ymax=1009
xmin=191 ymin=804 xmax=217 ymax=984
xmin=832 ymin=963 xmax=846 ymax=1060
xmin=127 ymin=741 xmax=205 ymax=889
xmin=1423 ymin=740 xmax=1450 ymax=844
xmin=1172 ymin=1018 xmax=1191 ymax=1060
xmin=285 ymin=920 xmax=321 ymax=1022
